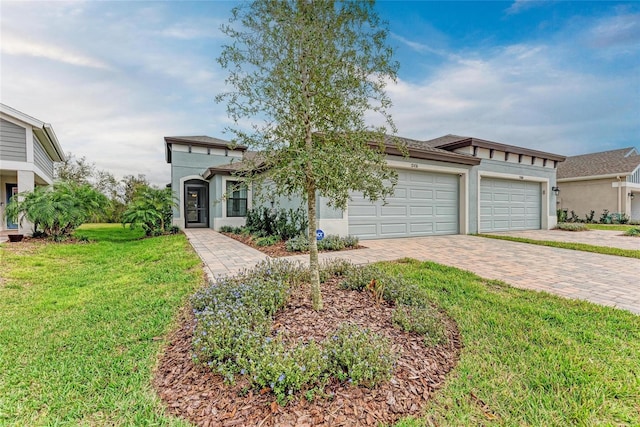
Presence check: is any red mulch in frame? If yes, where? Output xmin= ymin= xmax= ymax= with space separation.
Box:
xmin=221 ymin=232 xmax=366 ymax=258
xmin=154 ymin=278 xmax=462 ymax=427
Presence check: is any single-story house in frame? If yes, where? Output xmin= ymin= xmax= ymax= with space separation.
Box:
xmin=557 ymin=147 xmax=640 ymax=222
xmin=165 ymin=134 xmax=566 ymax=239
xmin=0 ymin=103 xmax=66 ymax=234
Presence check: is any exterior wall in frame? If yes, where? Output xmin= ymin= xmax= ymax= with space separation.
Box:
xmin=0 ymin=118 xmax=27 ymax=161
xmin=170 ymin=147 xmax=242 ymax=227
xmin=558 ymin=179 xmax=637 ymax=219
xmin=471 ymin=159 xmax=558 ymax=233
xmin=33 ymin=135 xmax=54 ymax=180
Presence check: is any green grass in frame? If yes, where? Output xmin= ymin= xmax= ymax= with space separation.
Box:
xmin=383 ymin=259 xmax=640 ymax=426
xmin=585 ymin=223 xmax=637 ymax=231
xmin=0 ymin=224 xmax=204 ymax=426
xmin=478 ymin=233 xmax=640 ymax=259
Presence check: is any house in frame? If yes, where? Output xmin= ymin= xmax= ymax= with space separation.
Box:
xmin=557 ymin=148 xmax=640 ymax=222
xmin=0 ymin=104 xmax=66 ymax=234
xmin=165 ymin=134 xmax=565 ymax=239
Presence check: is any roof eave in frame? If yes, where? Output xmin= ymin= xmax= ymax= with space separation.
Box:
xmin=436 ymin=138 xmax=566 ymax=162
xmin=557 ymin=172 xmax=631 ymax=182
xmin=164 ymin=136 xmax=248 ymax=152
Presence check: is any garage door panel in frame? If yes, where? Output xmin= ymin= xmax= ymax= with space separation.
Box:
xmin=349 ymin=169 xmax=459 ymax=239
xmin=410 ymin=206 xmax=433 ymax=216
xmin=410 ymin=189 xmax=433 ymax=200
xmin=480 ymin=178 xmax=541 ymax=232
xmin=380 ymin=205 xmax=407 ymax=216
xmin=380 ymin=223 xmax=407 ymax=235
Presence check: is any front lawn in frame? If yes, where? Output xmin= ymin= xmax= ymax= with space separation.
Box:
xmin=585 ymin=223 xmax=637 ymax=231
xmin=384 ymin=259 xmax=640 ymax=426
xmin=0 ymin=224 xmax=204 ymax=426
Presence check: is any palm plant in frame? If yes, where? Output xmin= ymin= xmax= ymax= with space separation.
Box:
xmin=122 ymin=187 xmax=176 ymax=236
xmin=5 ymin=182 xmax=108 ymax=239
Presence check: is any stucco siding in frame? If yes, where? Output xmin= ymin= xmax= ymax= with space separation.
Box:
xmin=33 ymin=135 xmax=54 ymax=179
xmin=0 ymin=118 xmax=27 ymax=161
xmin=559 ymin=179 xmax=618 ymax=217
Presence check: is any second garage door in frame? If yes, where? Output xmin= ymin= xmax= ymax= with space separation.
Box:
xmin=348 ymin=169 xmax=459 ymax=239
xmin=480 ymin=178 xmax=541 ymax=232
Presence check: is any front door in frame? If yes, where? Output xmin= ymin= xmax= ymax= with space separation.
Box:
xmin=5 ymin=184 xmax=18 ymax=229
xmin=184 ymin=182 xmax=208 ymax=228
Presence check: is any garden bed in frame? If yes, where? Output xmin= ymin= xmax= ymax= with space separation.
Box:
xmin=154 ymin=277 xmax=461 ymax=427
xmin=222 ymin=231 xmax=366 ymax=257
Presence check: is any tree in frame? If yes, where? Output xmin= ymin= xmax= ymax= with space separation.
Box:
xmin=5 ymin=182 xmax=108 ymax=240
xmin=217 ymin=0 xmax=400 ymax=310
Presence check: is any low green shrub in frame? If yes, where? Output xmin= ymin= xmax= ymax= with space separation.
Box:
xmin=393 ymin=304 xmax=447 ymax=346
xmin=243 ymin=338 xmax=329 ymax=405
xmin=555 ymin=222 xmax=588 ymax=231
xmin=324 ymin=323 xmax=397 ymax=387
xmin=340 ymin=264 xmax=431 ymax=307
xmin=255 ymin=235 xmax=281 ymax=247
xmin=624 ymin=227 xmax=640 ymax=237
xmin=285 ymin=234 xmax=360 ymax=252
xmin=245 ymin=207 xmax=308 ymax=240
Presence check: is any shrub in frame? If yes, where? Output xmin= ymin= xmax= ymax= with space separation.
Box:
xmin=5 ymin=181 xmax=108 ymax=240
xmin=624 ymin=227 xmax=640 ymax=237
xmin=219 ymin=225 xmax=235 ymax=233
xmin=243 ymin=338 xmax=329 ymax=405
xmin=255 ymin=235 xmax=281 ymax=247
xmin=246 ymin=207 xmax=308 ymax=240
xmin=285 ymin=234 xmax=360 ymax=252
xmin=392 ymin=304 xmax=447 ymax=346
xmin=324 ymin=323 xmax=397 ymax=387
xmin=555 ymin=222 xmax=588 ymax=232
xmin=600 ymin=209 xmax=612 ymax=224
xmin=584 ymin=210 xmax=596 ymax=224
xmin=557 ymin=209 xmax=568 ymax=223
xmin=122 ymin=187 xmax=176 ymax=236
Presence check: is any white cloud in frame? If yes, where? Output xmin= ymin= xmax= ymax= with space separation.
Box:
xmin=1 ymin=34 xmax=113 ymax=70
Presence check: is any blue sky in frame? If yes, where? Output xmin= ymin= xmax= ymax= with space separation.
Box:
xmin=1 ymin=1 xmax=638 ymax=186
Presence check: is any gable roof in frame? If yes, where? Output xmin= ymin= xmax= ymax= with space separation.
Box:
xmin=0 ymin=103 xmax=65 ymax=162
xmin=424 ymin=134 xmax=566 ymax=162
xmin=557 ymin=147 xmax=640 ymax=180
xmin=381 ymin=135 xmax=480 ymax=165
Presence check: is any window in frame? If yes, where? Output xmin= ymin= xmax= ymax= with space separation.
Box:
xmin=226 ymin=181 xmax=247 ymax=217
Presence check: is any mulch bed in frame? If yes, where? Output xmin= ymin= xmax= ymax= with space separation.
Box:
xmin=154 ymin=278 xmax=462 ymax=427
xmin=221 ymin=232 xmax=366 ymax=258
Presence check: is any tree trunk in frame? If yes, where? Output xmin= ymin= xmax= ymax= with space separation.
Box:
xmin=306 ymin=179 xmax=322 ymax=310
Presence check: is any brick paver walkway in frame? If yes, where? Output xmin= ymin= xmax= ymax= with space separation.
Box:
xmin=184 ymin=229 xmax=640 ymax=314
xmin=492 ymin=229 xmax=640 ymax=251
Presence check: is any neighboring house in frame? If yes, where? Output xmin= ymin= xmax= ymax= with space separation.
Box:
xmin=557 ymin=148 xmax=640 ymax=222
xmin=165 ymin=134 xmax=565 ymax=239
xmin=0 ymin=104 xmax=66 ymax=234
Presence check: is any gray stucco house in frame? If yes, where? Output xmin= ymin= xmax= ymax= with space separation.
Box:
xmin=557 ymin=147 xmax=640 ymax=221
xmin=165 ymin=134 xmax=565 ymax=239
xmin=1 ymin=104 xmax=65 ymax=234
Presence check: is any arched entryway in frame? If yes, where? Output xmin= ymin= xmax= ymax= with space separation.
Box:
xmin=184 ymin=179 xmax=209 ymax=228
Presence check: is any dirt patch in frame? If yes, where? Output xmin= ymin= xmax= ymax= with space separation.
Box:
xmin=154 ymin=279 xmax=462 ymax=427
xmin=221 ymin=232 xmax=366 ymax=258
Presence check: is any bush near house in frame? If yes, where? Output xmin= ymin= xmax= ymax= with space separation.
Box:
xmin=5 ymin=181 xmax=108 ymax=240
xmin=122 ymin=187 xmax=177 ymax=236
xmin=555 ymin=223 xmax=589 ymax=232
xmin=557 ymin=208 xmax=631 ymax=225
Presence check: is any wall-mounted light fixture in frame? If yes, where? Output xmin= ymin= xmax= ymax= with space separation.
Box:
xmin=630 ymin=192 xmax=635 ymax=200
xmin=552 ymin=186 xmax=560 ymax=196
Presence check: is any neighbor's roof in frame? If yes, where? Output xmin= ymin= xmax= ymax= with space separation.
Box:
xmin=423 ymin=134 xmax=566 ymax=162
xmin=202 ymin=151 xmax=262 ymax=179
xmin=164 ymin=135 xmax=247 ymax=163
xmin=557 ymin=147 xmax=640 ymax=180
xmin=0 ymin=103 xmax=65 ymax=162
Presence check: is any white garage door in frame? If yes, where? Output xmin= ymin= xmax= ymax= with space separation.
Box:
xmin=480 ymin=178 xmax=541 ymax=232
xmin=348 ymin=169 xmax=459 ymax=240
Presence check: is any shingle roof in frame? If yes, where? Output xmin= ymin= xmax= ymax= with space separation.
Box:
xmin=557 ymin=147 xmax=640 ymax=180
xmin=422 ymin=134 xmax=469 ymax=147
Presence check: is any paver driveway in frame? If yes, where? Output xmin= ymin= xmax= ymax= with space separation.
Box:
xmin=491 ymin=229 xmax=640 ymax=251
xmin=185 ymin=229 xmax=640 ymax=314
